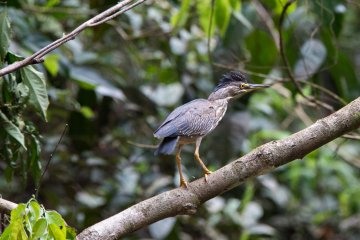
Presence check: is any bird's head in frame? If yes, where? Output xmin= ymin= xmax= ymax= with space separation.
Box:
xmin=208 ymin=71 xmax=270 ymax=101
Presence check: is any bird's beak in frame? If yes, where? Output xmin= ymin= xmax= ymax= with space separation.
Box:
xmin=243 ymin=83 xmax=270 ymax=92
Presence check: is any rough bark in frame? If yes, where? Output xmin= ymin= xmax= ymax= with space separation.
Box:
xmin=77 ymin=97 xmax=360 ymax=239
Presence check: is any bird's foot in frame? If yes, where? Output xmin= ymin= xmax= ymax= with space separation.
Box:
xmin=204 ymin=170 xmax=212 ymax=182
xmin=179 ymin=179 xmax=189 ymax=188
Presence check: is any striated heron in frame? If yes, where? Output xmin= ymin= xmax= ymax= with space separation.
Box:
xmin=154 ymin=71 xmax=270 ymax=187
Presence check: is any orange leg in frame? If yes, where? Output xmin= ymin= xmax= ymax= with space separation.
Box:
xmin=176 ymin=145 xmax=188 ymax=188
xmin=194 ymin=146 xmax=212 ymax=182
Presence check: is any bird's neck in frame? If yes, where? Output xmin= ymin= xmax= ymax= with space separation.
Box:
xmin=207 ymin=93 xmax=232 ymax=103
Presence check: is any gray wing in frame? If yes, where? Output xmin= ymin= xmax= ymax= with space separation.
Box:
xmin=154 ymin=99 xmax=215 ymax=138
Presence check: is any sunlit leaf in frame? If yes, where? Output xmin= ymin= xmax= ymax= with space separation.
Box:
xmin=20 ymin=66 xmax=49 ymax=121
xmin=29 ymin=202 xmax=41 ymax=222
xmin=196 ymin=0 xmax=215 ymax=37
xmin=171 ymin=0 xmax=191 ymax=27
xmin=0 ymin=111 xmax=27 ymax=150
xmin=80 ymin=106 xmax=95 ymax=119
xmin=229 ymin=0 xmax=241 ymax=11
xmin=43 ymin=54 xmax=61 ymax=77
xmin=10 ymin=218 xmax=23 ymax=240
xmin=215 ymin=0 xmax=231 ymax=36
xmin=0 ymin=6 xmax=12 ymax=67
xmin=48 ymin=223 xmax=65 ymax=240
xmin=18 ymin=226 xmax=28 ymax=240
xmin=10 ymin=204 xmax=26 ymax=224
xmin=31 ymin=218 xmax=47 ymax=240
xmin=66 ymin=226 xmax=77 ymax=240
xmin=45 ymin=211 xmax=66 ymax=237
xmin=0 ymin=223 xmax=12 ymax=240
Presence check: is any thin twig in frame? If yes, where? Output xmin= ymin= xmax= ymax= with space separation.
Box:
xmin=342 ymin=134 xmax=360 ymax=140
xmin=346 ymin=0 xmax=360 ymax=8
xmin=35 ymin=124 xmax=68 ymax=198
xmin=278 ymin=0 xmax=334 ymax=113
xmin=278 ymin=0 xmax=304 ymax=96
xmin=0 ymin=0 xmax=146 ymax=77
xmin=253 ymin=0 xmax=279 ymax=50
xmin=88 ymin=0 xmax=146 ymax=27
xmin=127 ymin=140 xmax=158 ymax=149
xmin=296 ymin=79 xmax=347 ymax=106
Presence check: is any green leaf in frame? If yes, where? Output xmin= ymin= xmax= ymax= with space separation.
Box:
xmin=65 ymin=226 xmax=77 ymax=240
xmin=20 ymin=66 xmax=49 ymax=121
xmin=15 ymin=83 xmax=30 ymax=106
xmin=159 ymin=68 xmax=179 ymax=84
xmin=239 ymin=181 xmax=255 ymax=213
xmin=20 ymin=153 xmax=27 ymax=188
xmin=10 ymin=217 xmax=22 ymax=240
xmin=0 ymin=223 xmax=12 ymax=240
xmin=39 ymin=233 xmax=49 ymax=240
xmin=29 ymin=202 xmax=41 ymax=222
xmin=215 ymin=0 xmax=231 ymax=36
xmin=45 ymin=211 xmax=66 ymax=238
xmin=0 ymin=6 xmax=12 ymax=67
xmin=4 ymin=164 xmax=13 ymax=186
xmin=229 ymin=0 xmax=241 ymax=11
xmin=18 ymin=226 xmax=28 ymax=240
xmin=196 ymin=0 xmax=215 ymax=38
xmin=10 ymin=204 xmax=26 ymax=224
xmin=0 ymin=111 xmax=27 ymax=150
xmin=48 ymin=223 xmax=65 ymax=240
xmin=170 ymin=0 xmax=192 ymax=27
xmin=29 ymin=135 xmax=42 ymax=186
xmin=6 ymin=51 xmax=24 ymax=65
xmin=2 ymin=76 xmax=10 ymax=104
xmin=330 ymin=51 xmax=360 ymax=101
xmin=45 ymin=0 xmax=60 ymax=7
xmin=43 ymin=54 xmax=61 ymax=77
xmin=30 ymin=218 xmax=47 ymax=240
xmin=80 ymin=106 xmax=95 ymax=119
xmin=245 ymin=30 xmax=278 ymax=82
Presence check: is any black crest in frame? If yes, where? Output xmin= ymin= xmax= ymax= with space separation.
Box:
xmin=214 ymin=71 xmax=247 ymax=92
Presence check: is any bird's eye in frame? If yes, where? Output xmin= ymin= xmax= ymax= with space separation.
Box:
xmin=240 ymin=84 xmax=245 ymax=89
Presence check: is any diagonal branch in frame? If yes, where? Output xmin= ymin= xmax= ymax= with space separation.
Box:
xmin=0 ymin=0 xmax=146 ymax=77
xmin=77 ymin=97 xmax=360 ymax=239
xmin=0 ymin=198 xmax=18 ymax=215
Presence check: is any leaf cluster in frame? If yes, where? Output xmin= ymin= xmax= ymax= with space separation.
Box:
xmin=0 ymin=197 xmax=76 ymax=240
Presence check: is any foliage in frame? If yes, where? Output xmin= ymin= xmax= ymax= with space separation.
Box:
xmin=0 ymin=6 xmax=45 ymax=189
xmin=0 ymin=197 xmax=76 ymax=240
xmin=1 ymin=0 xmax=360 ymax=239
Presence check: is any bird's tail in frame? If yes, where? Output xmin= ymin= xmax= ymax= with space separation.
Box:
xmin=154 ymin=136 xmax=179 ymax=155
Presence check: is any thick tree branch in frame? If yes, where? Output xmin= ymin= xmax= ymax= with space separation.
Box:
xmin=78 ymin=97 xmax=360 ymax=240
xmin=0 ymin=198 xmax=18 ymax=215
xmin=0 ymin=0 xmax=146 ymax=77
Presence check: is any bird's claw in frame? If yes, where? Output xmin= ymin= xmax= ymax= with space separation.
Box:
xmin=204 ymin=170 xmax=212 ymax=182
xmin=180 ymin=179 xmax=189 ymax=188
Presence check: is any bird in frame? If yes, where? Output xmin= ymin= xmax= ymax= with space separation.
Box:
xmin=153 ymin=71 xmax=270 ymax=187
